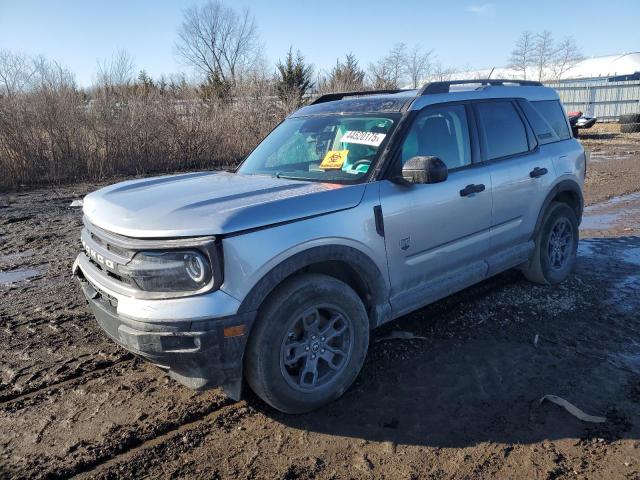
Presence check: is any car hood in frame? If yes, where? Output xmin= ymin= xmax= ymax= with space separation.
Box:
xmin=83 ymin=171 xmax=366 ymax=238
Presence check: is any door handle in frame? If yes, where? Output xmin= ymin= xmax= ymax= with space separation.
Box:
xmin=529 ymin=167 xmax=548 ymax=178
xmin=459 ymin=183 xmax=485 ymax=197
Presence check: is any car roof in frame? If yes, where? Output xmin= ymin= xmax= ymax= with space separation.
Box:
xmin=291 ymin=90 xmax=419 ymax=117
xmin=290 ymin=80 xmax=560 ymax=117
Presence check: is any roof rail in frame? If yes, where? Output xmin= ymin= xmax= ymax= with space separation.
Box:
xmin=310 ymin=89 xmax=410 ymax=105
xmin=419 ymin=79 xmax=543 ymax=95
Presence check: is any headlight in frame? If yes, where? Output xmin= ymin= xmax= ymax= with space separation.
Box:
xmin=122 ymin=250 xmax=212 ymax=292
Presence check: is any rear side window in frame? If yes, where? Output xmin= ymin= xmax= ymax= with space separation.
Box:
xmin=517 ymin=99 xmax=560 ymax=145
xmin=532 ymin=100 xmax=571 ymax=140
xmin=475 ymin=101 xmax=529 ymax=160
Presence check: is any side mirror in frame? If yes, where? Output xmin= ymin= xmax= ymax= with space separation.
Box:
xmin=400 ymin=156 xmax=448 ymax=184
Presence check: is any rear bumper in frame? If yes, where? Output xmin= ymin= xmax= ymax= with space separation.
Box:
xmin=74 ymin=254 xmax=255 ymax=399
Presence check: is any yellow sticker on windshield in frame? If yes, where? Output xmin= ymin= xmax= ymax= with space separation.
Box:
xmin=320 ymin=149 xmax=348 ymax=169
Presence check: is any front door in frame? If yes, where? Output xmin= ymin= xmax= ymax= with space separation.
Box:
xmin=379 ymin=103 xmax=493 ymax=317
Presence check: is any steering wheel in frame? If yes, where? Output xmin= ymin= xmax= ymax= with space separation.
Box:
xmin=350 ymin=159 xmax=372 ymax=169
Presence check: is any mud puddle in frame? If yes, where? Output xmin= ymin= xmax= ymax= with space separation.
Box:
xmin=581 ymin=191 xmax=640 ymax=232
xmin=588 ymin=150 xmax=638 ymax=163
xmin=0 ymin=268 xmax=40 ymax=285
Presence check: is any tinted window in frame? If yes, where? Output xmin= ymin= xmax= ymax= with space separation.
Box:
xmin=517 ymin=99 xmax=559 ymax=145
xmin=476 ymin=101 xmax=529 ymax=160
xmin=401 ymin=104 xmax=471 ymax=170
xmin=532 ymin=100 xmax=571 ymax=139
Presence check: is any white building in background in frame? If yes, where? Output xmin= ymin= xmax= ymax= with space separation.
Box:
xmin=452 ymin=52 xmax=640 ymax=121
xmin=454 ymin=52 xmax=640 ymax=82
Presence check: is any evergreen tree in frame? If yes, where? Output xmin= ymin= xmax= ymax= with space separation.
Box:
xmin=198 ymin=70 xmax=232 ymax=102
xmin=137 ymin=69 xmax=155 ymax=97
xmin=275 ymin=47 xmax=313 ymax=107
xmin=325 ymin=53 xmax=365 ymax=92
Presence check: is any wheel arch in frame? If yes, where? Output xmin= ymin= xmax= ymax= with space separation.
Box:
xmin=532 ymin=179 xmax=584 ymax=239
xmin=236 ymin=245 xmax=392 ymax=330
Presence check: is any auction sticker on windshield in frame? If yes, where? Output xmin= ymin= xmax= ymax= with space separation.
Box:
xmin=340 ymin=130 xmax=386 ymax=147
xmin=320 ymin=150 xmax=348 ymax=169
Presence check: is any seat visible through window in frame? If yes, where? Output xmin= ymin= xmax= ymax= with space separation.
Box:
xmin=401 ymin=105 xmax=471 ymax=170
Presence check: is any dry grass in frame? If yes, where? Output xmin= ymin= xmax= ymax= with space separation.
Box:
xmin=0 ymin=81 xmax=286 ymax=190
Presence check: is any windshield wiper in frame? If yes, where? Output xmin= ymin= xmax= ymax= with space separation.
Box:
xmin=273 ymin=172 xmax=309 ymax=181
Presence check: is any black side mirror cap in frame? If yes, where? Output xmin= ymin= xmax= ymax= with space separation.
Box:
xmin=400 ymin=156 xmax=448 ymax=184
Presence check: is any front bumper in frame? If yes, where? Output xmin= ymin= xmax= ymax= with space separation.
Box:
xmin=73 ymin=254 xmax=255 ymax=399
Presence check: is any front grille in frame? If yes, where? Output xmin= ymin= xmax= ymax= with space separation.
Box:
xmin=81 ymin=218 xmax=136 ymax=289
xmin=87 ymin=256 xmax=133 ymax=285
xmin=89 ymin=231 xmax=128 ymax=258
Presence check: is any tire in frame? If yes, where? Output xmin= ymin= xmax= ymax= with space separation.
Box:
xmin=522 ymin=202 xmax=579 ymax=285
xmin=619 ymin=113 xmax=640 ymax=124
xmin=245 ymin=273 xmax=369 ymax=414
xmin=620 ymin=122 xmax=640 ymax=134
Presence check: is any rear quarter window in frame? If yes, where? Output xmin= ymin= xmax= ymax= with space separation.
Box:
xmin=532 ymin=100 xmax=571 ymax=140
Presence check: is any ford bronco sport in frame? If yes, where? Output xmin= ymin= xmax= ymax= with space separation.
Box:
xmin=74 ymin=79 xmax=586 ymax=413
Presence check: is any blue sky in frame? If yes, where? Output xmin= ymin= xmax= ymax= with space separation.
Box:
xmin=1 ymin=0 xmax=638 ymax=86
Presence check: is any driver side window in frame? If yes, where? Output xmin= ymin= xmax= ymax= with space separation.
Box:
xmin=401 ymin=105 xmax=471 ymax=171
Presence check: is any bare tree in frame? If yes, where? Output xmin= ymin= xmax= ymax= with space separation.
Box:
xmin=96 ymin=49 xmax=135 ymax=87
xmin=552 ymin=37 xmax=584 ymax=80
xmin=368 ymin=43 xmax=407 ymax=89
xmin=428 ymin=62 xmax=457 ymax=82
xmin=175 ymin=0 xmax=260 ymax=86
xmin=405 ymin=46 xmax=434 ymax=88
xmin=533 ymin=30 xmax=555 ymax=81
xmin=0 ymin=50 xmax=35 ymax=96
xmin=508 ymin=31 xmax=535 ymax=80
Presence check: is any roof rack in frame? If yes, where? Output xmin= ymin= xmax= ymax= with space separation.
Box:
xmin=310 ymin=89 xmax=410 ymax=105
xmin=419 ymin=79 xmax=543 ymax=95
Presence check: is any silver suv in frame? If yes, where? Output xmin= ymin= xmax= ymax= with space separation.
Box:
xmin=74 ymin=79 xmax=586 ymax=413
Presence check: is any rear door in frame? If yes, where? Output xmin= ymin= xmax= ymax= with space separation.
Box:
xmin=473 ymin=100 xmax=556 ymax=267
xmin=379 ymin=103 xmax=493 ymax=316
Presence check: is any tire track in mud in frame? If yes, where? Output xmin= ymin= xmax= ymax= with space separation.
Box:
xmin=70 ymin=401 xmax=247 ymax=480
xmin=0 ymin=362 xmax=235 ymax=479
xmin=0 ymin=354 xmax=134 ymax=406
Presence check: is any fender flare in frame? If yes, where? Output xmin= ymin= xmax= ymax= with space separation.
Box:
xmin=531 ymin=179 xmax=584 ymax=239
xmin=236 ymin=244 xmax=391 ymax=327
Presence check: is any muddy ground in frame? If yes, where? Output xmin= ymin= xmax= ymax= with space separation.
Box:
xmin=1 ymin=124 xmax=640 ymax=479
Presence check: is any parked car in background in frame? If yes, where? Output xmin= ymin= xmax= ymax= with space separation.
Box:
xmin=74 ymin=79 xmax=586 ymax=413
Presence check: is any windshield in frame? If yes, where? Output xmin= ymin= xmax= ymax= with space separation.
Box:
xmin=238 ymin=114 xmax=399 ymax=182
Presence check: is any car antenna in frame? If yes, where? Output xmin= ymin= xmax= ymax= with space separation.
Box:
xmin=487 ymin=67 xmax=495 ymax=79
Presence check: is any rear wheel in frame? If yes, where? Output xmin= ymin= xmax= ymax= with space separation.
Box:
xmin=523 ymin=202 xmax=579 ymax=285
xmin=245 ymin=273 xmax=369 ymax=414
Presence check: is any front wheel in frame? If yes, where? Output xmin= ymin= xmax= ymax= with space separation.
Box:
xmin=523 ymin=202 xmax=579 ymax=285
xmin=245 ymin=273 xmax=369 ymax=414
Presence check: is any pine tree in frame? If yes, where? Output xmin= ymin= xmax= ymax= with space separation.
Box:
xmin=326 ymin=53 xmax=366 ymax=92
xmin=198 ymin=70 xmax=232 ymax=102
xmin=137 ymin=69 xmax=155 ymax=97
xmin=275 ymin=47 xmax=313 ymax=107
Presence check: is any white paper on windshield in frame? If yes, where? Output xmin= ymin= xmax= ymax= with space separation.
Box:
xmin=340 ymin=130 xmax=386 ymax=147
